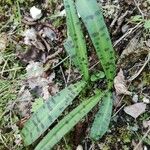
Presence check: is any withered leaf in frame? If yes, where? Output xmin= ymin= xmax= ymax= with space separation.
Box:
xmin=124 ymin=103 xmax=146 ymax=119
xmin=114 ymin=69 xmax=132 ymax=95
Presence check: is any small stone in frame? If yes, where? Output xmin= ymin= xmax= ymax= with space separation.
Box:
xmin=122 ymin=24 xmax=129 ymax=33
xmin=30 ymin=6 xmax=42 ymax=20
xmin=132 ymin=94 xmax=138 ymax=103
xmin=144 ymin=146 xmax=148 ymax=150
xmin=143 ymin=120 xmax=150 ymax=128
xmin=143 ymin=97 xmax=150 ymax=104
xmin=76 ymin=145 xmax=83 ymax=150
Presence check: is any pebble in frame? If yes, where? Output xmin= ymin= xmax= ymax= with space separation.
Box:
xmin=30 ymin=6 xmax=42 ymax=20
xmin=144 ymin=146 xmax=148 ymax=150
xmin=76 ymin=145 xmax=83 ymax=150
xmin=143 ymin=97 xmax=150 ymax=104
xmin=121 ymin=24 xmax=129 ymax=33
xmin=132 ymin=94 xmax=138 ymax=103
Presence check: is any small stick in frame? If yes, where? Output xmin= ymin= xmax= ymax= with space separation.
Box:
xmin=52 ymin=56 xmax=69 ymax=69
xmin=114 ymin=23 xmax=142 ymax=46
xmin=128 ymin=53 xmax=150 ymax=82
xmin=134 ymin=127 xmax=150 ymax=150
xmin=0 ymin=67 xmax=23 ymax=74
xmin=112 ymin=103 xmax=126 ymax=118
xmin=47 ymin=49 xmax=63 ymax=60
xmin=133 ymin=0 xmax=144 ymax=18
xmin=60 ymin=66 xmax=67 ymax=86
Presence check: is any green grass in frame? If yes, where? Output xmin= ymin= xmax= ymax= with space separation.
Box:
xmin=0 ymin=50 xmax=25 ymax=149
xmin=0 ymin=19 xmax=25 ymax=150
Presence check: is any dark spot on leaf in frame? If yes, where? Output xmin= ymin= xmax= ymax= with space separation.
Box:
xmin=51 ymin=98 xmax=56 ymax=104
xmin=91 ymin=32 xmax=99 ymax=37
xmin=94 ymin=10 xmax=101 ymax=16
xmin=100 ymin=32 xmax=105 ymax=37
xmin=65 ymin=5 xmax=70 ymax=8
xmin=48 ymin=115 xmax=53 ymax=121
xmin=85 ymin=15 xmax=94 ymax=20
xmin=40 ymin=123 xmax=45 ymax=129
xmin=76 ymin=22 xmax=80 ymax=25
xmin=104 ymin=48 xmax=110 ymax=52
xmin=100 ymin=25 xmax=106 ymax=31
xmin=47 ymin=101 xmax=53 ymax=111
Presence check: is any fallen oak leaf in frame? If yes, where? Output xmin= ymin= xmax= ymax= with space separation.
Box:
xmin=26 ymin=61 xmax=59 ymax=100
xmin=23 ymin=28 xmax=37 ymax=45
xmin=114 ymin=69 xmax=132 ymax=95
xmin=17 ymin=86 xmax=32 ymax=118
xmin=124 ymin=103 xmax=146 ymax=119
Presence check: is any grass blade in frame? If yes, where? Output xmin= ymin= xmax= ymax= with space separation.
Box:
xmin=21 ymin=81 xmax=86 ymax=146
xmin=35 ymin=91 xmax=106 ymax=150
xmin=63 ymin=0 xmax=89 ymax=81
xmin=76 ymin=0 xmax=116 ymax=87
xmin=90 ymin=91 xmax=113 ymax=140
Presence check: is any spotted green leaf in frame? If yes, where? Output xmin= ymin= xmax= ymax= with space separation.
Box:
xmin=35 ymin=91 xmax=106 ymax=150
xmin=63 ymin=0 xmax=89 ymax=81
xmin=21 ymin=81 xmax=86 ymax=146
xmin=90 ymin=91 xmax=113 ymax=140
xmin=76 ymin=0 xmax=116 ymax=88
xmin=90 ymin=71 xmax=105 ymax=82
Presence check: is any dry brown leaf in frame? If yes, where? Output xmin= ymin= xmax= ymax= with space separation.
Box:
xmin=23 ymin=28 xmax=46 ymax=51
xmin=114 ymin=69 xmax=132 ymax=95
xmin=124 ymin=103 xmax=146 ymax=119
xmin=17 ymin=46 xmax=46 ymax=64
xmin=26 ymin=61 xmax=59 ymax=100
xmin=23 ymin=28 xmax=37 ymax=45
xmin=17 ymin=86 xmax=32 ymax=117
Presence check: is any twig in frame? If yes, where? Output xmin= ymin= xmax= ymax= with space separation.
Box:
xmin=112 ymin=103 xmax=126 ymax=118
xmin=1 ymin=59 xmax=9 ymax=76
xmin=0 ymin=67 xmax=23 ymax=74
xmin=76 ymin=60 xmax=101 ymax=80
xmin=0 ymin=134 xmax=10 ymax=149
xmin=60 ymin=66 xmax=67 ymax=86
xmin=21 ymin=19 xmax=37 ymax=25
xmin=52 ymin=56 xmax=69 ymax=69
xmin=16 ymin=0 xmax=21 ymax=24
xmin=133 ymin=127 xmax=150 ymax=150
xmin=46 ymin=48 xmax=63 ymax=60
xmin=114 ymin=22 xmax=142 ymax=46
xmin=133 ymin=0 xmax=144 ymax=18
xmin=128 ymin=53 xmax=150 ymax=82
xmin=89 ymin=61 xmax=100 ymax=70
